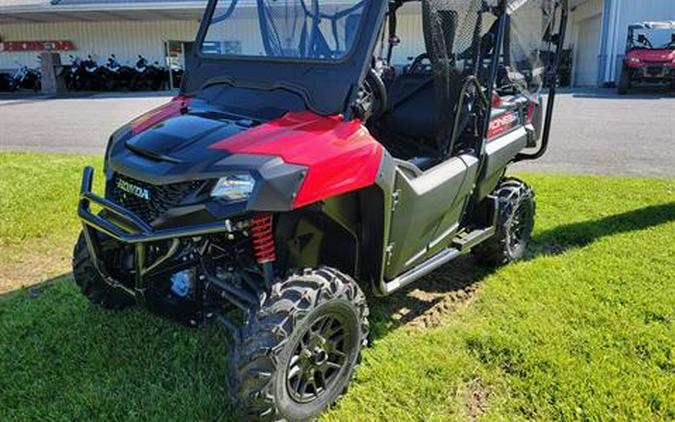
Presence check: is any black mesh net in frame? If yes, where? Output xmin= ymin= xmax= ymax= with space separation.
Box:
xmin=422 ymin=0 xmax=483 ymax=74
xmin=504 ymin=0 xmax=559 ymax=98
xmin=421 ymin=0 xmax=483 ymax=149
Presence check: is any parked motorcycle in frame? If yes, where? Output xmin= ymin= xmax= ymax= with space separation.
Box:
xmin=105 ymin=54 xmax=136 ymax=91
xmin=131 ymin=55 xmax=165 ymax=91
xmin=0 ymin=72 xmax=11 ymax=91
xmin=78 ymin=55 xmax=102 ymax=91
xmin=4 ymin=60 xmax=41 ymax=92
xmin=64 ymin=53 xmax=177 ymax=92
xmin=66 ymin=55 xmax=84 ymax=90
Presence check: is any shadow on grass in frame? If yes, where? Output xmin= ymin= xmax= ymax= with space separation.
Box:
xmin=0 ymin=272 xmax=72 ymax=300
xmin=0 ymin=273 xmax=235 ymax=420
xmin=370 ymin=202 xmax=675 ymax=337
xmin=531 ymin=202 xmax=675 ymax=256
xmin=1 ymin=202 xmax=673 ymax=417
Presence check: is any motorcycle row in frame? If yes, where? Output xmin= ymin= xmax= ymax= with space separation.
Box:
xmin=0 ymin=60 xmax=41 ymax=92
xmin=0 ymin=54 xmax=183 ymax=93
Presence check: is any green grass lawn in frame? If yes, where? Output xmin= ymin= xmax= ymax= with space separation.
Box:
xmin=0 ymin=151 xmax=674 ymax=421
xmin=0 ymin=152 xmax=103 ymax=291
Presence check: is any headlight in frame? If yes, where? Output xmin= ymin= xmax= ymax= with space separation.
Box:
xmin=629 ymin=57 xmax=641 ymax=64
xmin=211 ymin=173 xmax=255 ymax=202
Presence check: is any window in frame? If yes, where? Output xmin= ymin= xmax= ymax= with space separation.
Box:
xmin=201 ymin=0 xmax=366 ymax=61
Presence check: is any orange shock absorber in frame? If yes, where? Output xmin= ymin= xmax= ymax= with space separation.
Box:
xmin=250 ymin=215 xmax=276 ymax=263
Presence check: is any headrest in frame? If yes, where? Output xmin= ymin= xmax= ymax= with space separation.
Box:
xmin=422 ymin=0 xmax=459 ymax=61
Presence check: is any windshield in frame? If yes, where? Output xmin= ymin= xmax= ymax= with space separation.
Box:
xmin=630 ymin=28 xmax=675 ymax=50
xmin=201 ymin=0 xmax=367 ymax=60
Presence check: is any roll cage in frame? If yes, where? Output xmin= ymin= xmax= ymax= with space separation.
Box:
xmin=626 ymin=21 xmax=675 ymax=52
xmin=374 ymin=0 xmax=568 ymax=162
xmin=185 ymin=0 xmax=568 ymax=138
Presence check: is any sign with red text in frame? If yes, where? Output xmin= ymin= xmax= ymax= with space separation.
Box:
xmin=0 ymin=40 xmax=76 ymax=52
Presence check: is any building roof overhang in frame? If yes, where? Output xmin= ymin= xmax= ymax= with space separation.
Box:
xmin=0 ymin=0 xmax=207 ymax=23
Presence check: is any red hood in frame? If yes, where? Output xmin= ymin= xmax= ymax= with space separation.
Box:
xmin=211 ymin=111 xmax=384 ymax=208
xmin=627 ymin=48 xmax=675 ymax=63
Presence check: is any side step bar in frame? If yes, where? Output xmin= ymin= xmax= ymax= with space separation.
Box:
xmin=380 ymin=225 xmax=496 ymax=295
xmin=381 ymin=247 xmax=462 ymax=294
xmin=452 ymin=225 xmax=496 ymax=252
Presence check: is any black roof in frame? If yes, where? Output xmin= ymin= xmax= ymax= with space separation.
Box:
xmin=628 ymin=21 xmax=675 ymax=31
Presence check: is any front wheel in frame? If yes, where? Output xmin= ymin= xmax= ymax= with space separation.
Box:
xmin=228 ymin=267 xmax=369 ymax=421
xmin=473 ymin=178 xmax=536 ymax=266
xmin=618 ymin=66 xmax=631 ymax=95
xmin=72 ymin=232 xmax=135 ymax=310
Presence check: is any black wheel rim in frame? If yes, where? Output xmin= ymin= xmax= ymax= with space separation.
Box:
xmin=286 ymin=314 xmax=350 ymax=403
xmin=507 ymin=201 xmax=532 ymax=252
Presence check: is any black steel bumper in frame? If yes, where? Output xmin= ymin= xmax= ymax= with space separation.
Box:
xmin=78 ymin=166 xmax=233 ymax=297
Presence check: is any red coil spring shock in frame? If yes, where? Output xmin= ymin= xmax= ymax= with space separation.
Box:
xmin=250 ymin=215 xmax=276 ymax=264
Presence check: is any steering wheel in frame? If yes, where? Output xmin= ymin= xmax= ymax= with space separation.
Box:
xmin=356 ymin=68 xmax=388 ymax=121
xmin=408 ymin=53 xmax=431 ymax=74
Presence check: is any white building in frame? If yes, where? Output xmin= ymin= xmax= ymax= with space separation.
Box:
xmin=0 ymin=0 xmax=204 ymax=72
xmin=0 ymin=0 xmax=673 ymax=86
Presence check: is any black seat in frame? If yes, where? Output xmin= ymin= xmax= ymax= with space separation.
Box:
xmin=381 ymin=74 xmax=436 ymax=141
xmin=377 ymin=1 xmax=464 ymax=160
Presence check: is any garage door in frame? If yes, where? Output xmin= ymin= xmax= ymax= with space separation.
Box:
xmin=574 ymin=14 xmax=602 ymax=86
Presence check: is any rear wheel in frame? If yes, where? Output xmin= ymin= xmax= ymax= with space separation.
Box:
xmin=473 ymin=178 xmax=535 ymax=266
xmin=228 ymin=267 xmax=369 ymax=421
xmin=72 ymin=232 xmax=135 ymax=310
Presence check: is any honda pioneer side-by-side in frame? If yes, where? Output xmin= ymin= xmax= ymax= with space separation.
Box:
xmin=618 ymin=21 xmax=675 ymax=94
xmin=74 ymin=0 xmax=568 ymax=420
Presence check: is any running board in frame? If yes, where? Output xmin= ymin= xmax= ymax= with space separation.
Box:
xmin=452 ymin=226 xmax=496 ymax=252
xmin=380 ymin=226 xmax=496 ymax=295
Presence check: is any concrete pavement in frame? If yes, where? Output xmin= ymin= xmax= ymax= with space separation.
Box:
xmin=0 ymin=92 xmax=172 ymax=155
xmin=1 ymin=88 xmax=673 ymax=177
xmin=514 ymin=88 xmax=675 ymax=177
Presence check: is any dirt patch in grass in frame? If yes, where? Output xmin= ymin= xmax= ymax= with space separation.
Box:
xmin=375 ymin=256 xmax=491 ymax=332
xmin=406 ymin=286 xmax=479 ymax=329
xmin=463 ymin=377 xmax=491 ymax=420
xmin=0 ymin=235 xmax=75 ymax=294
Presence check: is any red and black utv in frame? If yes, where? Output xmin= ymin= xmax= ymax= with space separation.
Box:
xmin=618 ymin=21 xmax=675 ymax=94
xmin=74 ymin=0 xmax=568 ymax=419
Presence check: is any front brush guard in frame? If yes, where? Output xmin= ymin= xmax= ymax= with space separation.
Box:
xmin=77 ymin=166 xmax=235 ymax=299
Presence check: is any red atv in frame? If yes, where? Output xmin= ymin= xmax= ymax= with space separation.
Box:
xmin=74 ymin=0 xmax=568 ymax=419
xmin=618 ymin=21 xmax=675 ymax=95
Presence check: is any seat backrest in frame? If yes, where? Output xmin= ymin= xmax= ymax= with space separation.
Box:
xmin=377 ymin=1 xmax=475 ymax=158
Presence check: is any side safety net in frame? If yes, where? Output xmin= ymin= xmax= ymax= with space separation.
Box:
xmin=421 ymin=0 xmax=482 ymax=150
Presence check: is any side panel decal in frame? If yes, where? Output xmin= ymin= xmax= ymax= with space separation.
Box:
xmin=488 ymin=110 xmax=519 ymax=141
